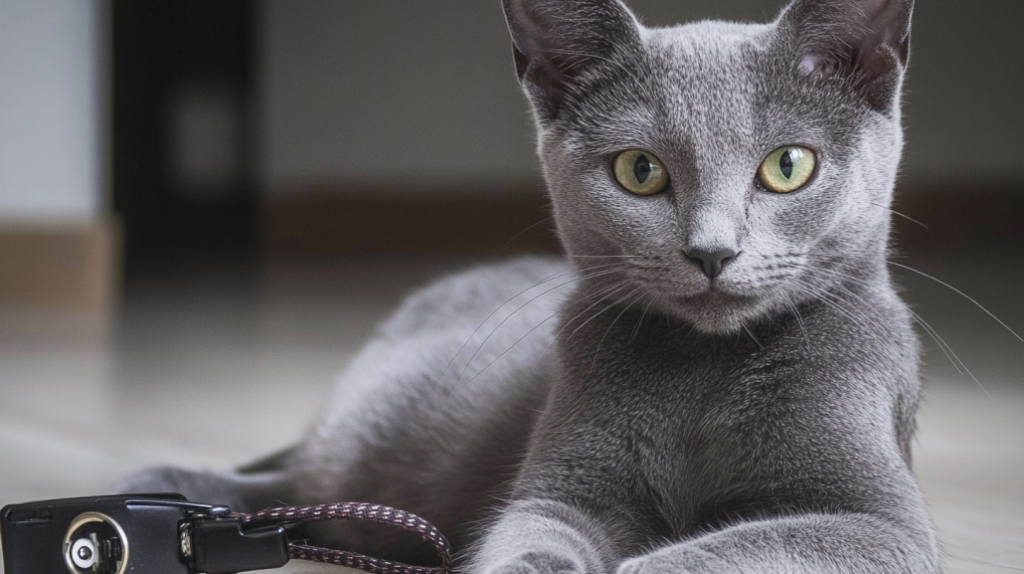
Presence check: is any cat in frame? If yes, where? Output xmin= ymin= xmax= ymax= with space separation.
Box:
xmin=119 ymin=0 xmax=941 ymax=572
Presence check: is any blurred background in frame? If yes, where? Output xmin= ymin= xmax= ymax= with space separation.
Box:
xmin=0 ymin=0 xmax=1021 ymax=572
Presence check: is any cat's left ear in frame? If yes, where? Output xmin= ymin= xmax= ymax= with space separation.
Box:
xmin=779 ymin=0 xmax=914 ymax=110
xmin=502 ymin=0 xmax=642 ymax=121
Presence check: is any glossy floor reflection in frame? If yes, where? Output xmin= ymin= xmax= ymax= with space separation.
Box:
xmin=0 ymin=255 xmax=1021 ymax=573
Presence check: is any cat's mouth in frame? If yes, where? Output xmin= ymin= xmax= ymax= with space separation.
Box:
xmin=621 ymin=259 xmax=786 ymax=333
xmin=667 ymin=288 xmax=768 ymax=334
xmin=674 ymin=287 xmax=758 ymax=307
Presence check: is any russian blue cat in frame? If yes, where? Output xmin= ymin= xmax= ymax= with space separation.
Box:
xmin=122 ymin=0 xmax=940 ymax=572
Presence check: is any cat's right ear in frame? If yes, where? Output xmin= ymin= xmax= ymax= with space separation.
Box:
xmin=778 ymin=0 xmax=914 ymax=111
xmin=502 ymin=0 xmax=641 ymax=121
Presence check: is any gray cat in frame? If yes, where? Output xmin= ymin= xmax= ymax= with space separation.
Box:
xmin=120 ymin=0 xmax=941 ymax=572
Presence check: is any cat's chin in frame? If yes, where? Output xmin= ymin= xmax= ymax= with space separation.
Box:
xmin=666 ymin=290 xmax=772 ymax=335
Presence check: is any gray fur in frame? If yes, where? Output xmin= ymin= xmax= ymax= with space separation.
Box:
xmin=119 ymin=0 xmax=939 ymax=572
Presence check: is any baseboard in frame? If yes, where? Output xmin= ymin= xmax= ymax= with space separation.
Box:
xmin=261 ymin=181 xmax=1024 ymax=258
xmin=0 ymin=219 xmax=121 ymax=312
xmin=263 ymin=183 xmax=560 ymax=257
xmin=893 ymin=180 xmax=1024 ymax=257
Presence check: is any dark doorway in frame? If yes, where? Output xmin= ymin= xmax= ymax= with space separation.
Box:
xmin=112 ymin=0 xmax=255 ymax=271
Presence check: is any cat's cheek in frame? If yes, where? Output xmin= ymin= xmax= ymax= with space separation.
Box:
xmin=756 ymin=189 xmax=835 ymax=246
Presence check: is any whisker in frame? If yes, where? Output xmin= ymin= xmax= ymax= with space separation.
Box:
xmin=790 ymin=257 xmax=1024 ymax=360
xmin=792 ymin=262 xmax=990 ymax=391
xmin=789 ymin=277 xmax=875 ymax=333
xmin=741 ymin=323 xmax=764 ymax=350
xmin=566 ymin=283 xmax=634 ymax=343
xmin=430 ymin=263 xmax=579 ymax=391
xmin=783 ymin=295 xmax=810 ymax=349
xmin=888 ymin=261 xmax=1024 ymax=345
xmin=567 ymin=254 xmax=653 ymax=259
xmin=440 ymin=305 xmax=564 ymax=407
xmin=591 ymin=285 xmax=647 ymax=369
xmin=909 ymin=308 xmax=987 ymax=392
xmin=538 ymin=279 xmax=634 ymax=362
xmin=871 ymin=202 xmax=929 ymax=229
xmin=629 ymin=296 xmax=655 ymax=345
xmin=448 ymin=264 xmax=626 ymax=387
xmin=446 ymin=272 xmax=632 ymax=397
xmin=504 ymin=214 xmax=556 ymax=247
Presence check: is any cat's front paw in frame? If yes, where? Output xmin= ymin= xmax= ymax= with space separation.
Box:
xmin=484 ymin=551 xmax=585 ymax=574
xmin=617 ymin=556 xmax=675 ymax=574
xmin=616 ymin=548 xmax=726 ymax=574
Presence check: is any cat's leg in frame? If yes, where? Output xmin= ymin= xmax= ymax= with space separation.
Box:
xmin=467 ymin=411 xmax=659 ymax=574
xmin=470 ymin=499 xmax=619 ymax=574
xmin=615 ymin=512 xmax=939 ymax=574
xmin=472 ymin=494 xmax=939 ymax=574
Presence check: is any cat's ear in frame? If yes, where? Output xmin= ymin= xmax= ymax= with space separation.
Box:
xmin=502 ymin=0 xmax=642 ymax=120
xmin=779 ymin=0 xmax=913 ymax=110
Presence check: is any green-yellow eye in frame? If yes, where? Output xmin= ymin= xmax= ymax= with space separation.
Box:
xmin=757 ymin=146 xmax=816 ymax=193
xmin=613 ymin=150 xmax=670 ymax=196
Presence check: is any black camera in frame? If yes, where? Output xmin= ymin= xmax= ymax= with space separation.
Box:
xmin=1 ymin=494 xmax=288 ymax=574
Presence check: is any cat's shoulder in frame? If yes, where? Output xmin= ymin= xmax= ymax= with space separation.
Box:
xmin=378 ymin=255 xmax=570 ymax=337
xmin=406 ymin=255 xmax=567 ymax=305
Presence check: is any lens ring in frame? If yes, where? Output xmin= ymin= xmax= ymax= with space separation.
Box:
xmin=63 ymin=512 xmax=130 ymax=574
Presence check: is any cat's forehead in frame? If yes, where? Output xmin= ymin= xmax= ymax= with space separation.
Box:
xmin=641 ymin=21 xmax=772 ymax=109
xmin=562 ymin=19 xmax=845 ymax=158
xmin=563 ymin=21 xmax=773 ymax=157
xmin=643 ymin=20 xmax=771 ymax=63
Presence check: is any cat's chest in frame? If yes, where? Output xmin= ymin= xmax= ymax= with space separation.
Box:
xmin=583 ymin=339 xmax=833 ymax=534
xmin=563 ymin=312 xmax=821 ymax=462
xmin=563 ymin=320 xmax=806 ymax=457
xmin=559 ymin=330 xmax=812 ymax=529
xmin=553 ymin=292 xmax=913 ymax=533
xmin=622 ymin=341 xmax=801 ymax=447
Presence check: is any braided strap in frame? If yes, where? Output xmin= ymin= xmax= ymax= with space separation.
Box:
xmin=236 ymin=502 xmax=452 ymax=574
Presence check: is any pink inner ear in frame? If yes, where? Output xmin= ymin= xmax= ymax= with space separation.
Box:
xmin=798 ymin=54 xmax=822 ymax=75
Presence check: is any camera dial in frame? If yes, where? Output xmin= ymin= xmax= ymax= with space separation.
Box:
xmin=63 ymin=512 xmax=128 ymax=574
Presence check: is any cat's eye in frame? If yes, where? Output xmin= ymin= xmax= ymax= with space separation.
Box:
xmin=613 ymin=150 xmax=670 ymax=196
xmin=757 ymin=146 xmax=816 ymax=193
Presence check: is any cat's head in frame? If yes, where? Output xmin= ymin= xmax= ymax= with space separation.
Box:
xmin=503 ymin=0 xmax=913 ymax=334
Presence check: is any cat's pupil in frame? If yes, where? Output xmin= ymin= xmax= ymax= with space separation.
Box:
xmin=634 ymin=155 xmax=652 ymax=183
xmin=779 ymin=150 xmax=794 ymax=179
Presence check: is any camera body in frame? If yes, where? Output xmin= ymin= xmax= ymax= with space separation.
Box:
xmin=2 ymin=494 xmax=289 ymax=574
xmin=4 ymin=493 xmax=447 ymax=574
xmin=2 ymin=494 xmax=194 ymax=574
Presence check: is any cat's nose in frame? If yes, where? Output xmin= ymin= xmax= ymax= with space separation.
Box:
xmin=684 ymin=248 xmax=737 ymax=279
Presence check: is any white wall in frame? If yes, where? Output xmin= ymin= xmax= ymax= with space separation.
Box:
xmin=258 ymin=0 xmax=1024 ymax=197
xmin=0 ymin=0 xmax=104 ymax=220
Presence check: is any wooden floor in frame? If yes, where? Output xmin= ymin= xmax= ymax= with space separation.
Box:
xmin=0 ymin=255 xmax=1021 ymax=573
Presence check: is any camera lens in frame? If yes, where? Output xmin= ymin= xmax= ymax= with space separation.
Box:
xmin=64 ymin=512 xmax=129 ymax=574
xmin=71 ymin=538 xmax=97 ymax=569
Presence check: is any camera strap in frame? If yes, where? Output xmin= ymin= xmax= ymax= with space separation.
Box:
xmin=230 ymin=501 xmax=453 ymax=574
